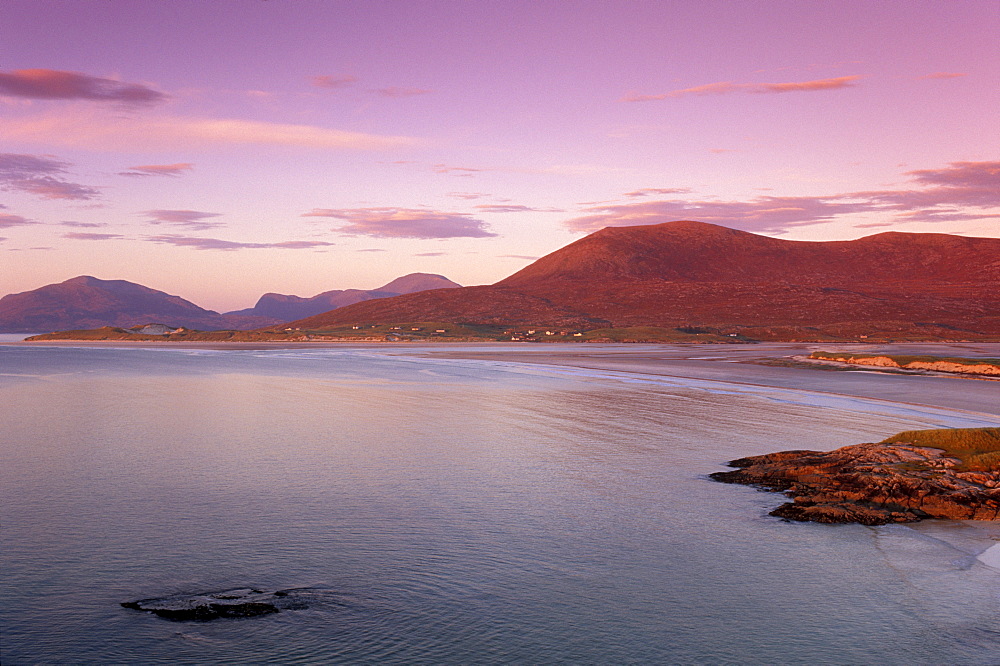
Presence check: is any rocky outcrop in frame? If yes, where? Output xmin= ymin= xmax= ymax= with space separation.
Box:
xmin=711 ymin=437 xmax=1000 ymax=525
xmin=121 ymin=587 xmax=317 ymax=621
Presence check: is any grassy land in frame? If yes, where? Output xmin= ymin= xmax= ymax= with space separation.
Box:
xmin=811 ymin=351 xmax=1000 ymax=366
xmin=881 ymin=427 xmax=1000 ymax=472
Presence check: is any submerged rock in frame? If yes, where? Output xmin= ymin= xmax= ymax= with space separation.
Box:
xmin=121 ymin=587 xmax=314 ymax=621
xmin=711 ymin=429 xmax=1000 ymax=525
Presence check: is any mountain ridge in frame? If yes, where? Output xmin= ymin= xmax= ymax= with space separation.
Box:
xmin=225 ymin=273 xmax=461 ymax=321
xmin=284 ymin=221 xmax=1000 ymax=337
xmin=0 ymin=273 xmax=461 ymax=333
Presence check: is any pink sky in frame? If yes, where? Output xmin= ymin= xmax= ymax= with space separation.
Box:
xmin=1 ymin=0 xmax=998 ymax=312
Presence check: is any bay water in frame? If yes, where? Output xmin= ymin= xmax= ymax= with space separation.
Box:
xmin=2 ymin=344 xmax=998 ymax=664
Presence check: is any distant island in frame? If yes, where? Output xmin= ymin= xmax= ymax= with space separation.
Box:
xmin=12 ymin=221 xmax=1000 ymax=342
xmin=712 ymin=427 xmax=1000 ymax=525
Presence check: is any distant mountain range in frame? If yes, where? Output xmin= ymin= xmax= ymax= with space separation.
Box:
xmin=286 ymin=221 xmax=1000 ymax=339
xmin=225 ymin=273 xmax=460 ymax=321
xmin=8 ymin=222 xmax=1000 ymax=340
xmin=0 ymin=273 xmax=461 ymax=333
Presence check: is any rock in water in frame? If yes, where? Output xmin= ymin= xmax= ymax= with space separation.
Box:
xmin=711 ymin=428 xmax=1000 ymax=525
xmin=121 ymin=587 xmax=312 ymax=621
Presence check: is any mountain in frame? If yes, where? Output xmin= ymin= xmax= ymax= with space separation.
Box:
xmin=284 ymin=221 xmax=1000 ymax=338
xmin=225 ymin=273 xmax=461 ymax=321
xmin=0 ymin=276 xmax=278 ymax=333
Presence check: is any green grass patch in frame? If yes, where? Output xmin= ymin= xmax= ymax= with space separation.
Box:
xmin=880 ymin=427 xmax=1000 ymax=471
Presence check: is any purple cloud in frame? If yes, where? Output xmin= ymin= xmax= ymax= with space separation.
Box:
xmin=414 ymin=251 xmax=446 ymax=257
xmin=119 ymin=163 xmax=193 ymax=177
xmin=0 ymin=213 xmax=38 ymax=228
xmin=63 ymin=232 xmax=124 ymax=241
xmin=303 ymin=207 xmax=497 ymax=239
xmin=60 ymin=221 xmax=108 ymax=228
xmin=623 ymin=75 xmax=861 ymax=102
xmin=447 ymin=192 xmax=491 ymax=200
xmin=147 ymin=235 xmax=336 ymax=251
xmin=311 ymin=74 xmax=359 ymax=89
xmin=142 ymin=209 xmax=223 ymax=230
xmin=357 ymin=248 xmax=387 ymax=252
xmin=0 ymin=68 xmax=167 ymax=105
xmin=0 ymin=152 xmax=99 ymax=200
xmin=565 ymin=161 xmax=1000 ymax=234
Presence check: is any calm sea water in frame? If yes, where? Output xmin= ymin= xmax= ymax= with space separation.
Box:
xmin=2 ymin=344 xmax=998 ymax=664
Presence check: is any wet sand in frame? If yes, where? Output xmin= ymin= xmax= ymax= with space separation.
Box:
xmin=405 ymin=343 xmax=1000 ymax=418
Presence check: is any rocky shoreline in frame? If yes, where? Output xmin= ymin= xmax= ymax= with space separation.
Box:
xmin=712 ymin=428 xmax=1000 ymax=525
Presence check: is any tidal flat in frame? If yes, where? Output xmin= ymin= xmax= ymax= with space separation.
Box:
xmin=1 ymin=342 xmax=998 ymax=664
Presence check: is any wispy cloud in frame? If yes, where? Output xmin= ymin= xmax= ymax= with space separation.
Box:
xmin=60 ymin=220 xmax=108 ymax=228
xmin=303 ymin=207 xmax=497 ymax=239
xmin=433 ymin=164 xmax=490 ymax=175
xmin=311 ymin=74 xmax=358 ymax=89
xmin=142 ymin=209 xmax=223 ymax=230
xmin=119 ymin=162 xmax=193 ymax=177
xmin=500 ymin=254 xmax=539 ymax=260
xmin=357 ymin=248 xmax=387 ymax=252
xmin=4 ymin=111 xmax=421 ymax=151
xmin=564 ymin=160 xmax=1000 ymax=234
xmin=376 ymin=87 xmax=432 ymax=98
xmin=414 ymin=251 xmax=446 ymax=256
xmin=920 ymin=72 xmax=967 ymax=80
xmin=0 ymin=152 xmax=99 ymax=200
xmin=624 ymin=187 xmax=691 ymax=198
xmin=622 ymin=75 xmax=861 ymax=102
xmin=474 ymin=204 xmax=560 ymax=213
xmin=147 ymin=234 xmax=336 ymax=251
xmin=63 ymin=231 xmax=124 ymax=241
xmin=447 ymin=192 xmax=491 ymax=200
xmin=0 ymin=212 xmax=38 ymax=228
xmin=0 ymin=68 xmax=167 ymax=105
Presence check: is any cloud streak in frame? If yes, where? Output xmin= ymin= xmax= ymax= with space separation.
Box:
xmin=0 ymin=152 xmax=99 ymax=200
xmin=0 ymin=69 xmax=167 ymax=105
xmin=4 ymin=112 xmax=421 ymax=151
xmin=564 ymin=161 xmax=1000 ymax=234
xmin=474 ymin=204 xmax=559 ymax=213
xmin=119 ymin=163 xmax=194 ymax=177
xmin=0 ymin=213 xmax=38 ymax=228
xmin=60 ymin=221 xmax=108 ymax=228
xmin=142 ymin=209 xmax=223 ymax=230
xmin=303 ymin=207 xmax=497 ymax=239
xmin=623 ymin=75 xmax=861 ymax=102
xmin=63 ymin=232 xmax=124 ymax=241
xmin=147 ymin=235 xmax=336 ymax=251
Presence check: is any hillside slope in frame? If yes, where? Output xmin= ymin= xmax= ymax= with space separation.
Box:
xmin=285 ymin=221 xmax=1000 ymax=337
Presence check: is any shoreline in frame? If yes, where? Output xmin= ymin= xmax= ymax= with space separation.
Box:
xmin=6 ymin=340 xmax=1000 ymax=418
